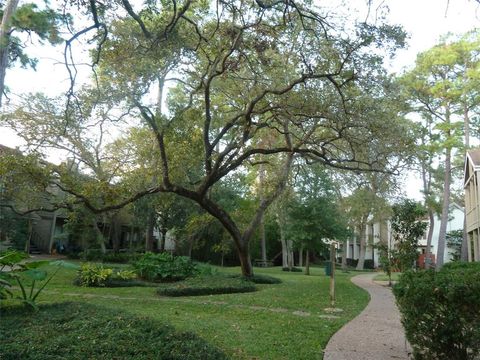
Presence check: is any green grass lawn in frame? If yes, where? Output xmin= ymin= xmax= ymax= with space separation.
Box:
xmin=373 ymin=272 xmax=403 ymax=282
xmin=1 ymin=264 xmax=369 ymax=360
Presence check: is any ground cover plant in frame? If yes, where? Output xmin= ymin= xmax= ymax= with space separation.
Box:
xmin=0 ymin=302 xmax=227 ymax=360
xmin=2 ymin=263 xmax=369 ymax=359
xmin=236 ymin=274 xmax=282 ymax=284
xmin=394 ymin=262 xmax=480 ymax=360
xmin=157 ymin=274 xmax=256 ymax=297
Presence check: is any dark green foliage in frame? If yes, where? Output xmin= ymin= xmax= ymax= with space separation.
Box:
xmin=227 ymin=273 xmax=282 ymax=284
xmin=71 ymin=250 xmax=142 ymax=263
xmin=157 ymin=275 xmax=256 ymax=297
xmin=446 ymin=230 xmax=463 ymax=261
xmin=391 ymin=199 xmax=427 ymax=271
xmin=0 ymin=302 xmax=228 ymax=360
xmin=0 ymin=209 xmax=28 ymax=250
xmin=393 ymin=262 xmax=480 ymax=359
xmin=194 ymin=262 xmax=218 ymax=276
xmin=282 ymin=267 xmax=302 ymax=272
xmin=3 ymin=3 xmax=64 ymax=71
xmin=377 ymin=241 xmax=397 ymax=285
xmin=244 ymin=274 xmax=282 ymax=284
xmin=287 ymin=165 xmax=349 ymax=252
xmin=134 ymin=252 xmax=197 ymax=282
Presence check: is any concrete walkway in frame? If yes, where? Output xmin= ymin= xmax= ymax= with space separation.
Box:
xmin=323 ymin=273 xmax=411 ymax=360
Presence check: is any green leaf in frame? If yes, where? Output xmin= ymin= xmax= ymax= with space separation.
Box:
xmin=0 ymin=250 xmax=29 ymax=266
xmin=23 ymin=269 xmax=47 ymax=281
xmin=23 ymin=260 xmax=50 ymax=269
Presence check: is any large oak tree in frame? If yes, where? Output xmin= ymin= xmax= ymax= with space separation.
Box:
xmin=2 ymin=0 xmax=412 ymax=276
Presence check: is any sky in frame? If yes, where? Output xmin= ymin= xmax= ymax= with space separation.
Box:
xmin=1 ymin=0 xmax=479 ymax=199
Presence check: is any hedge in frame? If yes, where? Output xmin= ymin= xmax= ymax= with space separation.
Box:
xmin=393 ymin=262 xmax=480 ymax=360
xmin=157 ymin=275 xmax=256 ymax=297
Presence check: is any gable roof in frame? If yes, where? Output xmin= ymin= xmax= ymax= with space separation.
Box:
xmin=464 ymin=149 xmax=480 ymax=186
xmin=467 ymin=149 xmax=480 ymax=166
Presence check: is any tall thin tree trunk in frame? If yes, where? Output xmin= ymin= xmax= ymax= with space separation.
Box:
xmin=425 ymin=210 xmax=434 ymax=269
xmin=259 ymin=163 xmax=267 ymax=263
xmin=93 ymin=218 xmax=106 ymax=254
xmin=356 ymin=222 xmax=367 ymax=270
xmin=287 ymin=240 xmax=294 ymax=269
xmin=277 ymin=213 xmax=288 ymax=268
xmin=145 ymin=212 xmax=155 ymax=252
xmin=0 ymin=0 xmax=19 ymax=107
xmin=461 ymin=102 xmax=470 ymax=261
xmin=159 ymin=226 xmax=166 ymax=252
xmin=437 ymin=147 xmax=451 ymax=270
xmin=111 ymin=215 xmax=121 ymax=253
xmin=298 ymin=245 xmax=303 ymax=267
xmin=305 ymin=249 xmax=310 ymax=275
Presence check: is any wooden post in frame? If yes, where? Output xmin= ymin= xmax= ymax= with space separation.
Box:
xmin=330 ymin=243 xmax=336 ymax=307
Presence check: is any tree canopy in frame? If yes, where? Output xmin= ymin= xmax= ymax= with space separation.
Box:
xmin=1 ymin=0 xmax=417 ymax=276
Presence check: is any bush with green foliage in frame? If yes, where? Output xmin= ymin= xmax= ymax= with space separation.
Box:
xmin=0 ymin=210 xmax=28 ymax=251
xmin=157 ymin=274 xmax=256 ymax=296
xmin=0 ymin=302 xmax=228 ymax=359
xmin=69 ymin=250 xmax=141 ymax=263
xmin=134 ymin=252 xmax=197 ymax=282
xmin=228 ymin=273 xmax=282 ymax=284
xmin=77 ymin=263 xmax=113 ymax=287
xmin=194 ymin=262 xmax=218 ymax=276
xmin=247 ymin=274 xmax=282 ymax=284
xmin=393 ymin=262 xmax=480 ymax=359
xmin=77 ymin=263 xmax=136 ymax=287
xmin=282 ymin=267 xmax=302 ymax=272
xmin=391 ymin=199 xmax=427 ymax=271
xmin=102 ymin=252 xmax=141 ymax=263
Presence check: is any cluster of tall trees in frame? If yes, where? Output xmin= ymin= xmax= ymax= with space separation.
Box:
xmin=0 ymin=0 xmax=478 ymax=275
xmin=401 ymin=30 xmax=480 ymax=268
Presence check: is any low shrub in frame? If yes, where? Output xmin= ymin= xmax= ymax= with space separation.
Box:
xmin=228 ymin=274 xmax=282 ymax=284
xmin=71 ymin=250 xmax=141 ymax=264
xmin=393 ymin=262 xmax=480 ymax=360
xmin=282 ymin=267 xmax=302 ymax=272
xmin=77 ymin=263 xmax=137 ymax=287
xmin=80 ymin=249 xmax=104 ymax=261
xmin=247 ymin=274 xmax=282 ymax=284
xmin=102 ymin=252 xmax=141 ymax=264
xmin=134 ymin=252 xmax=197 ymax=282
xmin=157 ymin=275 xmax=256 ymax=297
xmin=0 ymin=302 xmax=227 ymax=359
xmin=194 ymin=262 xmax=218 ymax=276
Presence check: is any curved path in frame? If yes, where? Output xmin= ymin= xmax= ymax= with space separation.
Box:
xmin=323 ymin=273 xmax=411 ymax=360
